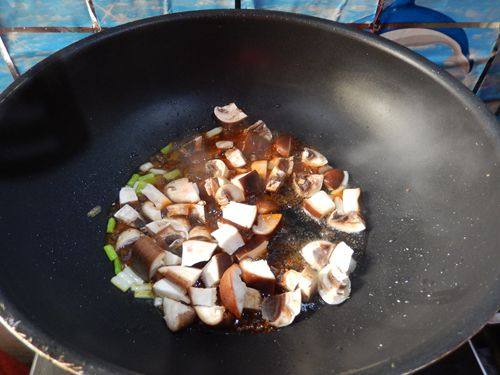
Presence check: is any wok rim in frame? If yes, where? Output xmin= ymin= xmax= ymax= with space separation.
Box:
xmin=0 ymin=9 xmax=498 ymax=375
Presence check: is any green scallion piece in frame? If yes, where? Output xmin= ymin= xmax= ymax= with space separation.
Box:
xmin=160 ymin=142 xmax=173 ymax=155
xmin=113 ymin=257 xmax=123 ymax=275
xmin=127 ymin=173 xmax=140 ymax=187
xmin=138 ymin=173 xmax=156 ymax=184
xmin=106 ymin=218 xmax=116 ymax=233
xmin=134 ymin=290 xmax=154 ymax=299
xmin=103 ymin=244 xmax=117 ymax=261
xmin=135 ymin=180 xmax=147 ymax=194
xmin=163 ymin=168 xmax=181 ymax=181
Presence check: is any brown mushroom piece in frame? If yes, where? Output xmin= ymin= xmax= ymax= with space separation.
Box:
xmin=153 ymin=278 xmax=190 ymax=303
xmin=214 ymin=183 xmax=245 ymax=206
xmin=188 ymin=226 xmax=212 ymax=241
xmin=318 ymin=264 xmax=351 ymax=305
xmin=194 ymin=306 xmax=226 ymax=326
xmin=279 ymin=269 xmax=301 ymax=292
xmin=262 ymin=289 xmax=302 ymax=328
xmin=231 ymin=170 xmax=263 ymax=195
xmin=158 ymin=265 xmax=202 ymax=289
xmin=129 ymin=236 xmax=166 ymax=280
xmin=250 ymin=160 xmax=268 ymax=180
xmin=154 ymin=225 xmax=187 ymax=250
xmin=213 ymin=103 xmax=247 ymax=124
xmin=234 ymin=237 xmax=269 ymax=262
xmin=219 ymin=264 xmax=247 ymax=318
xmin=265 ymin=157 xmax=294 ymax=193
xmin=164 ymin=178 xmax=200 ymax=203
xmin=181 ymin=240 xmax=217 ymax=266
xmin=206 ymin=159 xmax=229 ymax=178
xmin=292 ymin=173 xmax=324 ymax=198
xmin=303 ymin=190 xmax=336 ymax=219
xmin=201 ymin=253 xmax=233 ymax=287
xmin=243 ymin=287 xmax=263 ymax=311
xmin=242 ymin=120 xmax=273 ymax=158
xmin=252 ymin=213 xmax=282 ymax=235
xmin=116 ymin=228 xmax=143 ymax=250
xmin=255 ymin=197 xmax=279 ymax=214
xmin=301 ymin=147 xmax=328 ymax=168
xmin=323 ymin=169 xmax=348 ymax=193
xmin=210 ymin=222 xmax=245 ymax=255
xmin=239 ymin=259 xmax=276 ymax=295
xmin=225 ymin=148 xmax=247 ymax=168
xmin=327 ymin=211 xmax=366 ymax=233
xmin=275 ymin=134 xmax=292 ymax=157
xmin=166 ymin=203 xmax=191 ymax=217
xmin=300 ymin=240 xmax=336 ymax=271
xmin=163 ymin=297 xmax=196 ymax=332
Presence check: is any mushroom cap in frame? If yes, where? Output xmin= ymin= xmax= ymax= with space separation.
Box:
xmin=265 ymin=167 xmax=286 ymax=193
xmin=234 ymin=238 xmax=269 ymax=262
xmin=219 ymin=264 xmax=247 ymax=318
xmin=214 ymin=183 xmax=245 ymax=206
xmin=162 ymin=297 xmax=196 ymax=332
xmin=301 ymin=147 xmax=328 ymax=168
xmin=130 ymin=236 xmax=165 ymax=280
xmin=250 ymin=160 xmax=268 ymax=180
xmin=194 ymin=306 xmax=226 ymax=326
xmin=292 ymin=173 xmax=324 ymax=198
xmin=116 ymin=228 xmax=143 ymax=250
xmin=164 ymin=178 xmax=200 ymax=203
xmin=300 ymin=240 xmax=336 ymax=271
xmin=318 ymin=265 xmax=351 ymax=305
xmin=239 ymin=259 xmax=276 ymax=295
xmin=262 ymin=289 xmax=302 ymax=328
xmin=252 ymin=213 xmax=282 ymax=235
xmin=275 ymin=134 xmax=292 ymax=157
xmin=327 ymin=212 xmax=366 ymax=233
xmin=255 ymin=196 xmax=279 ymax=214
xmin=213 ymin=103 xmax=247 ymax=124
xmin=323 ymin=169 xmax=345 ymax=191
xmin=243 ymin=287 xmax=263 ymax=311
xmin=181 ymin=240 xmax=218 ymax=266
xmin=206 ymin=159 xmax=229 ymax=178
xmin=231 ymin=170 xmax=264 ymax=195
xmin=201 ymin=252 xmax=233 ymax=287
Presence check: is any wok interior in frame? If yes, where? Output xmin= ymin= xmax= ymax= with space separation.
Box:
xmin=0 ymin=12 xmax=499 ymax=374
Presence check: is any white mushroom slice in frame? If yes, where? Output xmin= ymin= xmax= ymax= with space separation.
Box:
xmin=292 ymin=173 xmax=324 ymax=198
xmin=204 ymin=177 xmax=219 ymax=197
xmin=300 ymin=240 xmax=336 ymax=271
xmin=231 ymin=170 xmax=263 ymax=195
xmin=188 ymin=226 xmax=212 ymax=241
xmin=318 ymin=264 xmax=351 ymax=305
xmin=222 ymin=202 xmax=257 ymax=229
xmin=153 ymin=278 xmax=190 ymax=303
xmin=298 ymin=266 xmax=318 ymax=301
xmin=214 ymin=183 xmax=245 ymax=206
xmin=181 ymin=240 xmax=217 ymax=266
xmin=327 ymin=212 xmax=366 ymax=233
xmin=243 ymin=287 xmax=262 ymax=311
xmin=210 ymin=223 xmax=245 ymax=255
xmin=166 ymin=203 xmax=191 ymax=217
xmin=329 ymin=241 xmax=354 ymax=274
xmin=116 ymin=228 xmax=143 ymax=250
xmin=145 ymin=218 xmax=190 ymax=236
xmin=262 ymin=289 xmax=302 ymax=328
xmin=189 ymin=287 xmax=217 ymax=306
xmin=245 ymin=120 xmax=273 ymax=141
xmin=303 ymin=191 xmax=335 ymax=219
xmin=158 ymin=266 xmax=202 ymax=289
xmin=201 ymin=253 xmax=233 ymax=287
xmin=265 ymin=167 xmax=286 ymax=192
xmin=252 ymin=213 xmax=282 ymax=235
xmin=206 ymin=126 xmax=223 ymax=138
xmin=142 ymin=183 xmax=171 ymax=209
xmin=342 ymin=188 xmax=361 ymax=213
xmin=301 ymin=147 xmax=328 ymax=167
xmin=119 ymin=186 xmax=138 ymax=205
xmin=114 ymin=204 xmax=144 ymax=227
xmin=214 ymin=103 xmax=247 ymax=124
xmin=139 ymin=162 xmax=153 ymax=172
xmin=219 ymin=264 xmax=247 ymax=318
xmin=142 ymin=201 xmax=162 ymax=221
xmin=234 ymin=238 xmax=269 ymax=261
xmin=164 ymin=250 xmax=182 ymax=266
xmin=239 ymin=259 xmax=276 ymax=295
xmin=206 ymin=159 xmax=229 ymax=178
xmin=164 ymin=178 xmax=200 ymax=203
xmin=215 ymin=140 xmax=234 ymax=150
xmin=190 ymin=201 xmax=206 ymax=223
xmin=251 ymin=160 xmax=268 ymax=180
xmin=225 ymin=148 xmax=247 ymax=168
xmin=280 ymin=269 xmax=301 ymax=291
xmin=194 ymin=306 xmax=225 ymax=326
xmin=162 ymin=297 xmax=196 ymax=332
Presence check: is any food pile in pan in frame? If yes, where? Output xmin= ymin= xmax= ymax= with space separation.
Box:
xmin=102 ymin=103 xmax=366 ymax=332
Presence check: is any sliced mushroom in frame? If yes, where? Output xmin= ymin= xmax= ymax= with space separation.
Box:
xmin=265 ymin=167 xmax=286 ymax=193
xmin=142 ymin=201 xmax=162 ymax=221
xmin=234 ymin=238 xmax=269 ymax=262
xmin=219 ymin=264 xmax=247 ymax=318
xmin=188 ymin=226 xmax=212 ymax=241
xmin=215 ymin=140 xmax=234 ymax=150
xmin=279 ymin=269 xmax=301 ymax=292
xmin=292 ymin=173 xmax=324 ymax=198
xmin=119 ymin=186 xmax=138 ymax=205
xmin=239 ymin=259 xmax=276 ymax=295
xmin=210 ymin=222 xmax=245 ymax=255
xmin=231 ymin=170 xmax=263 ymax=195
xmin=298 ymin=266 xmax=318 ymax=301
xmin=329 ymin=241 xmax=354 ymax=274
xmin=222 ymin=201 xmax=257 ymax=229
xmin=158 ymin=265 xmax=202 ymax=289
xmin=190 ymin=201 xmax=206 ymax=224
xmin=189 ymin=287 xmax=217 ymax=306
xmin=153 ymin=278 xmax=190 ymax=303
xmin=318 ymin=264 xmax=351 ymax=305
xmin=214 ymin=103 xmax=247 ymax=124
xmin=300 ymin=240 xmax=336 ymax=271
xmin=303 ymin=190 xmax=335 ymax=219
xmin=181 ymin=240 xmax=218 ymax=266
xmin=206 ymin=159 xmax=229 ymax=178
xmin=163 ymin=297 xmax=196 ymax=332
xmin=201 ymin=253 xmax=233 ymax=287
xmin=323 ymin=169 xmax=348 ymax=192
xmin=155 ymin=225 xmax=187 ymax=250
xmin=262 ymin=289 xmax=302 ymax=328
xmin=164 ymin=250 xmax=182 ymax=266
xmin=342 ymin=188 xmax=361 ymax=213
xmin=327 ymin=211 xmax=366 ymax=233
xmin=277 ymin=157 xmax=294 ymax=175
xmin=242 ymin=120 xmax=273 ymax=157
xmin=243 ymin=287 xmax=262 ymax=311
xmin=225 ymin=148 xmax=247 ymax=168
xmin=301 ymin=147 xmax=328 ymax=168
xmin=255 ymin=197 xmax=279 ymax=214
xmin=164 ymin=178 xmax=200 ymax=203
xmin=318 ymin=164 xmax=333 ymax=174
xmin=252 ymin=213 xmax=282 ymax=235
xmin=214 ymin=183 xmax=245 ymax=206
xmin=250 ymin=160 xmax=268 ymax=180
xmin=166 ymin=203 xmax=191 ymax=217
xmin=114 ymin=204 xmax=144 ymax=228
xmin=206 ymin=126 xmax=223 ymax=138
xmin=142 ymin=183 xmax=171 ymax=209
xmin=204 ymin=177 xmax=220 ymax=197
xmin=116 ymin=228 xmax=143 ymax=250
xmin=146 ymin=217 xmax=190 ymax=236
xmin=130 ymin=236 xmax=166 ymax=280
xmin=194 ymin=306 xmax=225 ymax=326
xmin=275 ymin=134 xmax=292 ymax=157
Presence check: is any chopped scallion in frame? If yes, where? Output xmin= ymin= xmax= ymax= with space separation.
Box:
xmin=135 ymin=180 xmax=147 ymax=194
xmin=113 ymin=257 xmax=123 ymax=275
xmin=138 ymin=173 xmax=155 ymax=184
xmin=164 ymin=168 xmax=181 ymax=181
xmin=103 ymin=244 xmax=117 ymax=261
xmin=106 ymin=218 xmax=116 ymax=233
xmin=127 ymin=173 xmax=140 ymax=187
xmin=134 ymin=290 xmax=154 ymax=299
xmin=160 ymin=142 xmax=173 ymax=155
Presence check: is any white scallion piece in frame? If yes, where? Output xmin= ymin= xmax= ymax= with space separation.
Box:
xmin=139 ymin=162 xmax=153 ymax=172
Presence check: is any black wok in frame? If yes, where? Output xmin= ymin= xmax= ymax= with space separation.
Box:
xmin=0 ymin=10 xmax=499 ymax=375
